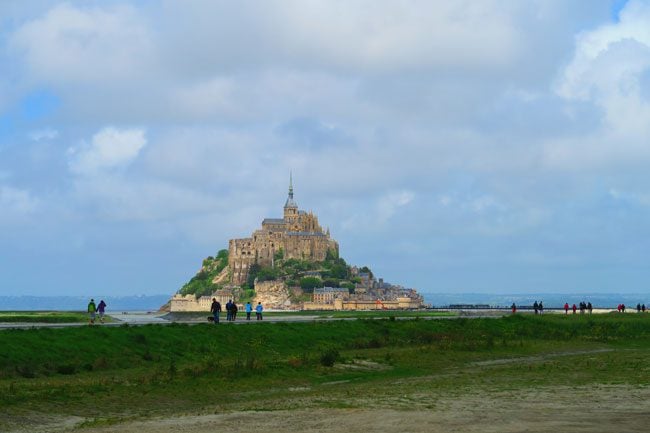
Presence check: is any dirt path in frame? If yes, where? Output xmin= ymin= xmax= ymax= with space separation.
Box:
xmin=18 ymin=384 xmax=648 ymax=433
xmin=469 ymin=348 xmax=614 ymax=367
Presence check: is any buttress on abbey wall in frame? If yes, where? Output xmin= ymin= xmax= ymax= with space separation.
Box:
xmin=228 ymin=178 xmax=339 ymax=285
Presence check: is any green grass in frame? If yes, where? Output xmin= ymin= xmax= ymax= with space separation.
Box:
xmin=0 ymin=311 xmax=95 ymax=323
xmin=1 ymin=314 xmax=650 ymax=431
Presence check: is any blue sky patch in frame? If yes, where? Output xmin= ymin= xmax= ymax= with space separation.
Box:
xmin=20 ymin=89 xmax=60 ymax=121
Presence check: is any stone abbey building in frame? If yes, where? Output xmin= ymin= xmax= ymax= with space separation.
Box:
xmin=228 ymin=177 xmax=339 ymax=285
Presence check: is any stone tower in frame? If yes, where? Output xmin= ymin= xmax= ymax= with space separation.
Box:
xmin=228 ymin=175 xmax=339 ymax=285
xmin=284 ymin=173 xmax=298 ymax=227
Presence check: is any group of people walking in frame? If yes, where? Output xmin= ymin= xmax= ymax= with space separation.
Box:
xmin=510 ymin=301 xmax=650 ymax=315
xmin=87 ymin=298 xmax=107 ymax=324
xmin=564 ymin=301 xmax=592 ymax=314
xmin=210 ymin=299 xmax=263 ymax=324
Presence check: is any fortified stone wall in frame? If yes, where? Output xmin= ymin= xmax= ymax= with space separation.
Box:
xmin=170 ymin=293 xmax=232 ymax=312
xmin=303 ymin=297 xmax=421 ymax=311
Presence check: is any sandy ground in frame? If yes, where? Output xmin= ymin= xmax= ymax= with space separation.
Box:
xmin=15 ymin=384 xmax=647 ymax=433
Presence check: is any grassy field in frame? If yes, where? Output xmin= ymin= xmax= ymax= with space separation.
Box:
xmin=1 ymin=313 xmax=650 ymax=431
xmin=0 ymin=311 xmax=95 ymax=323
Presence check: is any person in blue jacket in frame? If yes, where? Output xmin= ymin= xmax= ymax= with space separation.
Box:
xmin=225 ymin=300 xmax=233 ymax=321
xmin=256 ymin=302 xmax=263 ymax=320
xmin=245 ymin=302 xmax=252 ymax=320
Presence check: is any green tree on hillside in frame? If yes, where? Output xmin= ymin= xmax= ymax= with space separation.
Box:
xmin=359 ymin=266 xmax=374 ymax=279
xmin=179 ymin=249 xmax=229 ymax=296
xmin=300 ymin=276 xmax=324 ymax=293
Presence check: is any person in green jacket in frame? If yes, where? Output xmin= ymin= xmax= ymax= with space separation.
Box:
xmin=88 ymin=299 xmax=97 ymax=325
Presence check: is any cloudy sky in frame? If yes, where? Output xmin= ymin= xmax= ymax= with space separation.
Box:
xmin=1 ymin=0 xmax=649 ymax=297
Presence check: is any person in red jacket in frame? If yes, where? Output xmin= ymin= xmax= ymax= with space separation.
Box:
xmin=572 ymin=304 xmax=577 ymax=314
xmin=564 ymin=303 xmax=569 ymax=315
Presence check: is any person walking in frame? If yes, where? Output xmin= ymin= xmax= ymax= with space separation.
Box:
xmin=564 ymin=302 xmax=569 ymax=315
xmin=533 ymin=301 xmax=539 ymax=315
xmin=245 ymin=302 xmax=252 ymax=320
xmin=587 ymin=302 xmax=593 ymax=314
xmin=97 ymin=299 xmax=107 ymax=324
xmin=226 ymin=300 xmax=233 ymax=321
xmin=642 ymin=304 xmax=646 ymax=313
xmin=637 ymin=303 xmax=642 ymax=313
xmin=87 ymin=298 xmax=97 ymax=325
xmin=572 ymin=304 xmax=577 ymax=314
xmin=539 ymin=301 xmax=544 ymax=315
xmin=256 ymin=302 xmax=263 ymax=320
xmin=231 ymin=303 xmax=238 ymax=321
xmin=511 ymin=303 xmax=517 ymax=314
xmin=210 ymin=298 xmax=221 ymax=324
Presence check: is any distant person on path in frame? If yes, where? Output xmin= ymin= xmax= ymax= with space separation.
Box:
xmin=97 ymin=299 xmax=107 ymax=324
xmin=643 ymin=304 xmax=646 ymax=313
xmin=232 ymin=303 xmax=238 ymax=321
xmin=87 ymin=299 xmax=97 ymax=325
xmin=622 ymin=304 xmax=626 ymax=313
xmin=511 ymin=303 xmax=517 ymax=314
xmin=587 ymin=302 xmax=593 ymax=314
xmin=226 ymin=300 xmax=233 ymax=321
xmin=637 ymin=303 xmax=642 ymax=313
xmin=245 ymin=302 xmax=252 ymax=320
xmin=256 ymin=302 xmax=263 ymax=320
xmin=572 ymin=304 xmax=577 ymax=314
xmin=533 ymin=301 xmax=539 ymax=315
xmin=210 ymin=298 xmax=221 ymax=324
xmin=539 ymin=301 xmax=544 ymax=315
xmin=564 ymin=303 xmax=569 ymax=315
xmin=617 ymin=304 xmax=621 ymax=313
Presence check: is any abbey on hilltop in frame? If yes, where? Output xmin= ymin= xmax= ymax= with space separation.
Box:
xmin=168 ymin=175 xmax=424 ymax=312
xmin=228 ymin=175 xmax=339 ymax=285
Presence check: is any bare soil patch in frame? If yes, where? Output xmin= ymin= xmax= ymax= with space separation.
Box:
xmin=20 ymin=384 xmax=650 ymax=433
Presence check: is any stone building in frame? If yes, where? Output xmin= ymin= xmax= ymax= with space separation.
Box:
xmin=313 ymin=287 xmax=350 ymax=303
xmin=228 ymin=176 xmax=339 ymax=285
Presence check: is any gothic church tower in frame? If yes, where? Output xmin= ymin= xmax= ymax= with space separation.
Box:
xmin=283 ymin=173 xmax=299 ymax=228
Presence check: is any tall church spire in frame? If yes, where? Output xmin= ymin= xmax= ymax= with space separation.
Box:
xmin=284 ymin=172 xmax=297 ymax=209
xmin=289 ymin=171 xmax=294 ymax=200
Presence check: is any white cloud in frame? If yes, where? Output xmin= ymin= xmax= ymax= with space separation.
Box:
xmin=547 ymin=0 xmax=650 ymax=169
xmin=69 ymin=127 xmax=147 ymax=175
xmin=556 ymin=0 xmax=650 ymax=133
xmin=266 ymin=0 xmax=521 ymax=73
xmin=342 ymin=190 xmax=415 ymax=231
xmin=0 ymin=185 xmax=39 ymax=216
xmin=609 ymin=187 xmax=650 ymax=206
xmin=29 ymin=128 xmax=59 ymax=141
xmin=10 ymin=3 xmax=153 ymax=83
xmin=71 ymin=176 xmax=217 ymax=222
